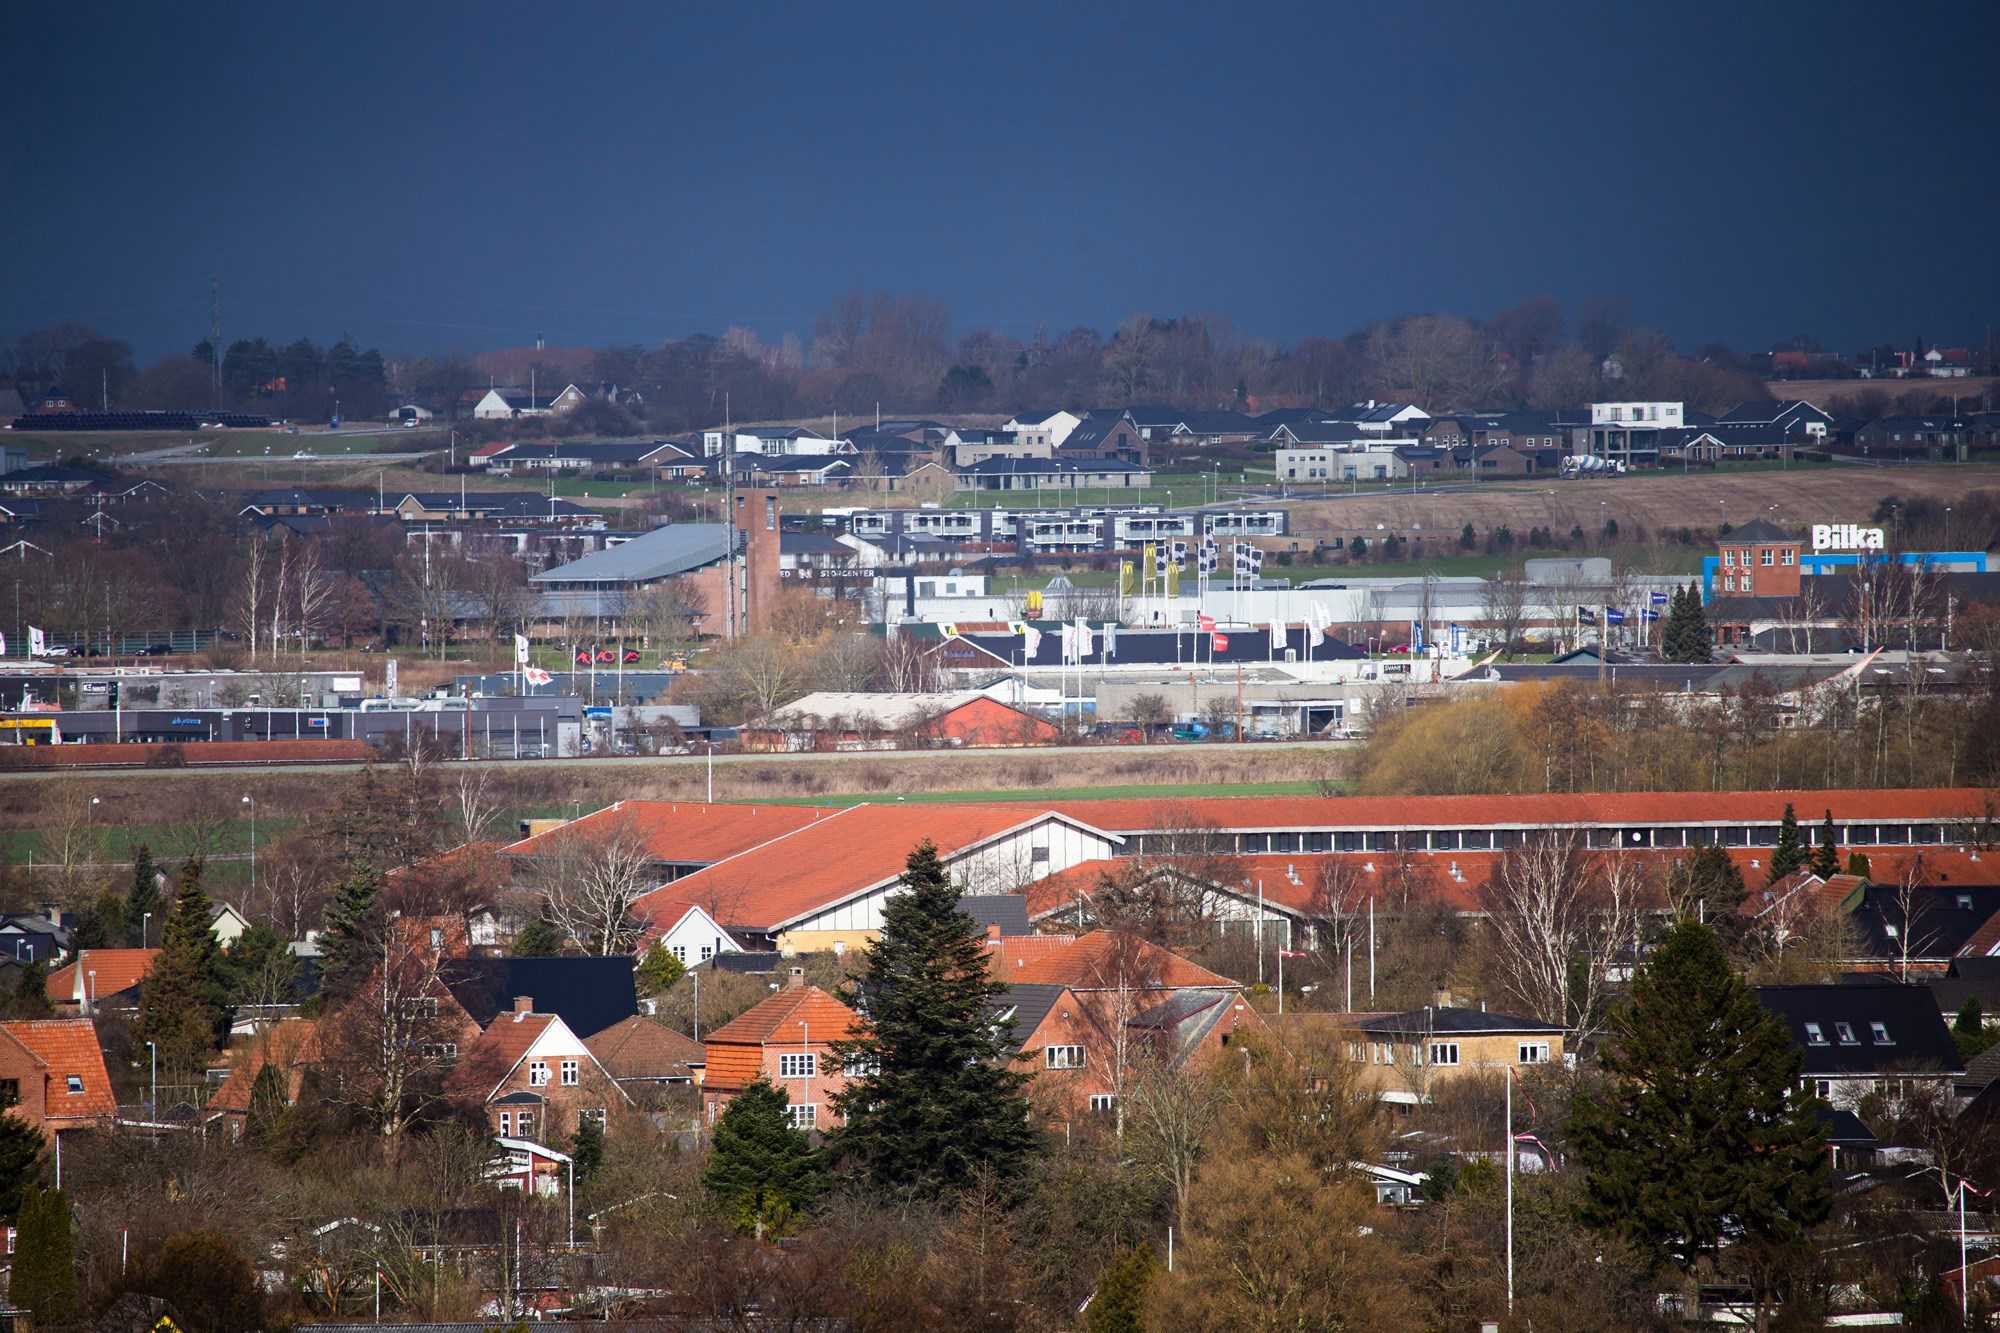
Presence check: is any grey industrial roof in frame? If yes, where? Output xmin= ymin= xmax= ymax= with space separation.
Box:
xmin=530 ymin=523 xmax=733 ymax=585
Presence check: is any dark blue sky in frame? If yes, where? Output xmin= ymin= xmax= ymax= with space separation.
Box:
xmin=5 ymin=1 xmax=1995 ymax=362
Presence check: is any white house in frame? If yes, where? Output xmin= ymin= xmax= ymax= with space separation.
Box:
xmin=1004 ymin=410 xmax=1084 ymax=449
xmin=1590 ymin=401 xmax=1684 ymax=428
xmin=471 ymin=384 xmax=588 ymax=420
xmin=646 ymin=900 xmax=742 ymax=966
xmin=701 ymin=427 xmax=850 ymax=458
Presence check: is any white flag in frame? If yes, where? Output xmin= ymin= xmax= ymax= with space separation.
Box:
xmin=0 ymin=632 xmax=6 ymax=657
xmin=1060 ymin=624 xmax=1076 ymax=661
xmin=514 ymin=633 xmax=531 ymax=667
xmin=28 ymin=626 xmax=46 ymax=656
xmin=1023 ymin=625 xmax=1042 ymax=658
xmin=523 ymin=666 xmax=553 ymax=686
xmin=1075 ymin=620 xmax=1094 ymax=658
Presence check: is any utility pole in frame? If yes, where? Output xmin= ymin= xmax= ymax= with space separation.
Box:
xmin=210 ymin=275 xmax=222 ymax=407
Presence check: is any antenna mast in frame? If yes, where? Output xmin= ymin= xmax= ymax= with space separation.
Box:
xmin=210 ymin=275 xmax=222 ymax=407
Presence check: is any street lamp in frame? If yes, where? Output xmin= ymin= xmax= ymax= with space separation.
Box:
xmin=141 ymin=912 xmax=151 ymax=948
xmin=242 ymin=795 xmax=256 ymax=894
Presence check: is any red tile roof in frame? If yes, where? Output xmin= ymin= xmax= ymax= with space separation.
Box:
xmin=584 ymin=1015 xmax=703 ymax=1079
xmin=703 ymin=984 xmax=860 ymax=1047
xmin=46 ymin=948 xmax=159 ymax=1004
xmin=0 ymin=1019 xmax=117 ymax=1119
xmin=503 ymin=801 xmax=837 ymax=866
xmin=208 ymin=1019 xmax=321 ymax=1116
xmin=635 ymin=804 xmax=1105 ymax=933
xmin=985 ymin=933 xmax=1081 ymax=978
xmin=1007 ymin=931 xmax=1236 ymax=990
xmin=446 ymin=1011 xmax=556 ymax=1100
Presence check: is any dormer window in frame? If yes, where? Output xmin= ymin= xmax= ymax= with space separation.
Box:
xmin=1884 ymin=923 xmax=1899 ymax=939
xmin=1870 ymin=1022 xmax=1891 ymax=1044
xmin=65 ymin=1075 xmax=83 ymax=1094
xmin=1834 ymin=1023 xmax=1858 ymax=1045
xmin=1957 ymin=895 xmax=1973 ymax=910
xmin=1804 ymin=1022 xmax=1827 ymax=1045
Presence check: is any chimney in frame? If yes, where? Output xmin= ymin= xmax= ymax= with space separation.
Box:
xmin=986 ymin=923 xmax=1002 ymax=943
xmin=786 ymin=966 xmax=804 ymax=989
xmin=512 ymin=995 xmax=534 ymax=1015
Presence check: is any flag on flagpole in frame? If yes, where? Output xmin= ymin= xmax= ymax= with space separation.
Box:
xmin=514 ymin=633 xmax=531 ymax=667
xmin=1577 ymin=607 xmax=1597 ymax=624
xmin=523 ymin=666 xmax=552 ymax=686
xmin=1211 ymin=632 xmax=1229 ymax=652
xmin=1023 ymin=624 xmax=1042 ymax=658
xmin=1649 ymin=591 xmax=1669 ymax=606
xmin=1604 ymin=608 xmax=1627 ymax=625
xmin=27 ymin=626 xmax=46 ymax=656
xmin=1102 ymin=621 xmax=1118 ymax=658
xmin=1198 ymin=613 xmax=1217 ymax=632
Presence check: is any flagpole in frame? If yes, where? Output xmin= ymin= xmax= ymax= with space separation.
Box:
xmin=1506 ymin=1065 xmax=1515 ymax=1314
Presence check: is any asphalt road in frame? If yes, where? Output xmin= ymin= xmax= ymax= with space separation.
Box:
xmin=0 ymin=737 xmax=1354 ymax=781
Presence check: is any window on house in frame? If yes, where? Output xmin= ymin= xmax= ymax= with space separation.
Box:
xmin=700 ymin=945 xmax=714 ymax=961
xmin=787 ymin=1103 xmax=818 ymax=1129
xmin=529 ymin=1061 xmax=550 ymax=1086
xmin=1870 ymin=1022 xmax=1891 ymax=1044
xmin=579 ymin=1108 xmax=606 ymax=1128
xmin=1428 ymin=1043 xmax=1460 ymax=1067
xmin=1046 ymin=1045 xmax=1085 ymax=1070
xmin=1761 ymin=549 xmax=1774 ymax=566
xmin=0 ymin=1079 xmax=17 ymax=1107
xmin=1088 ymin=1094 xmax=1117 ymax=1113
xmin=1781 ymin=548 xmax=1795 ymax=565
xmin=1740 ymin=574 xmax=1752 ymax=593
xmin=517 ymin=1110 xmax=535 ymax=1138
xmin=429 ymin=927 xmax=444 ymax=949
xmin=1723 ymin=550 xmax=1736 ymax=567
xmin=1517 ymin=1042 xmax=1549 ymax=1065
xmin=779 ymin=1053 xmax=817 ymax=1079
xmin=1375 ymin=1043 xmax=1395 ymax=1064
xmin=1804 ymin=1022 xmax=1827 ymax=1045
xmin=420 ymin=1042 xmax=459 ymax=1060
xmin=1834 ymin=1023 xmax=1858 ymax=1045
xmin=1813 ymin=1079 xmax=1832 ymax=1100
xmin=498 ymin=1111 xmax=513 ymax=1136
xmin=560 ymin=1059 xmax=579 ymax=1087
xmin=402 ymin=997 xmax=439 ymax=1019
xmin=843 ymin=1054 xmax=880 ymax=1077
xmin=1723 ymin=576 xmax=1735 ymax=592
xmin=1884 ymin=923 xmax=1900 ymax=939
xmin=65 ymin=1074 xmax=83 ymax=1094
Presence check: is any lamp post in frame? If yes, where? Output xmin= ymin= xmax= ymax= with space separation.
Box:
xmin=86 ymin=969 xmax=96 ymax=1016
xmin=141 ymin=912 xmax=152 ymax=948
xmin=242 ymin=795 xmax=256 ymax=895
xmin=146 ymin=1040 xmax=156 ymax=1119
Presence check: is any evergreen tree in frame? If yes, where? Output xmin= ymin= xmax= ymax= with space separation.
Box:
xmin=1665 ymin=845 xmax=1746 ymax=919
xmin=128 ymin=843 xmax=161 ymax=945
xmin=1 ymin=959 xmax=52 ymax=1019
xmin=1846 ymin=851 xmax=1872 ymax=879
xmin=702 ymin=1078 xmax=827 ymax=1237
xmin=1954 ymin=998 xmax=1999 ymax=1062
xmin=1085 ymin=1242 xmax=1158 ymax=1333
xmin=1809 ymin=810 xmax=1840 ymax=880
xmin=0 ymin=1112 xmax=43 ymax=1219
xmin=222 ymin=921 xmax=299 ymax=1007
xmin=133 ymin=859 xmax=233 ymax=1071
xmin=569 ymin=1113 xmax=605 ymax=1187
xmin=830 ymin=841 xmax=1038 ymax=1198
xmin=1661 ymin=583 xmax=1713 ymax=664
xmin=11 ymin=1186 xmax=77 ymax=1324
xmin=1570 ymin=923 xmax=1830 ymax=1276
xmin=634 ymin=941 xmax=684 ymax=996
xmin=318 ymin=867 xmax=384 ymax=1004
xmin=1767 ymin=803 xmax=1806 ymax=883
xmin=245 ymin=1062 xmax=291 ymax=1145
xmin=510 ymin=915 xmax=564 ymax=957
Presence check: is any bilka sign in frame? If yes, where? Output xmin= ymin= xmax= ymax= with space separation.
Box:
xmin=1811 ymin=523 xmax=1884 ymax=552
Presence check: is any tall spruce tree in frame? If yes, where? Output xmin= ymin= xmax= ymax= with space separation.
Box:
xmin=1570 ymin=923 xmax=1830 ymax=1277
xmin=1846 ymin=851 xmax=1872 ymax=878
xmin=1809 ymin=810 xmax=1840 ymax=879
xmin=11 ymin=1185 xmax=78 ymax=1324
xmin=702 ymin=1077 xmax=827 ymax=1237
xmin=1662 ymin=583 xmax=1713 ymax=664
xmin=128 ymin=843 xmax=161 ymax=945
xmin=318 ymin=867 xmax=385 ymax=1005
xmin=133 ymin=859 xmax=233 ymax=1071
xmin=830 ymin=841 xmax=1037 ymax=1197
xmin=1768 ymin=803 xmax=1806 ymax=883
xmin=1666 ymin=845 xmax=1746 ymax=920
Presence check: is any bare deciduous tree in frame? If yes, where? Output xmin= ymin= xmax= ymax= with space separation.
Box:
xmin=526 ymin=812 xmax=655 ymax=955
xmin=238 ymin=534 xmax=268 ymax=663
xmin=1126 ymin=1052 xmax=1228 ymax=1228
xmin=1478 ymin=830 xmax=1642 ymax=1047
xmin=1479 ymin=568 xmax=1531 ymax=658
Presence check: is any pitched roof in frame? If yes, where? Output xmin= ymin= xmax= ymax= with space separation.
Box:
xmin=529 ymin=523 xmax=735 ymax=585
xmin=46 ymin=948 xmax=159 ymax=1002
xmin=633 ymin=804 xmax=1115 ymax=933
xmin=702 ymin=984 xmax=859 ymax=1046
xmin=441 ymin=956 xmax=638 ymax=1039
xmin=1847 ymin=884 xmax=2000 ymax=962
xmin=0 ymin=1019 xmax=117 ymax=1118
xmin=444 ymin=1011 xmax=557 ymax=1099
xmin=583 ymin=1014 xmax=703 ymax=1080
xmin=1006 ymin=930 xmax=1235 ymax=989
xmin=991 ymin=982 xmax=1070 ymax=1049
xmin=207 ymin=1019 xmax=321 ymax=1115
xmin=1755 ymin=984 xmax=1963 ymax=1077
xmin=503 ymin=800 xmax=837 ymax=867
xmin=958 ymin=894 xmax=1032 ymax=938
xmin=1722 ymin=519 xmax=1797 ymax=544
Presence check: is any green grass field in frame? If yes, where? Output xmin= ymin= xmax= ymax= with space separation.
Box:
xmin=750 ymin=778 xmax=1332 ymax=808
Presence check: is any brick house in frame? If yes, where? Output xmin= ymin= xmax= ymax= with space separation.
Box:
xmin=0 ymin=1018 xmax=117 ymax=1137
xmin=205 ymin=1018 xmax=321 ymax=1134
xmin=1715 ymin=519 xmax=1803 ymax=599
xmin=701 ymin=973 xmax=861 ymax=1131
xmin=445 ymin=998 xmax=631 ymax=1144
